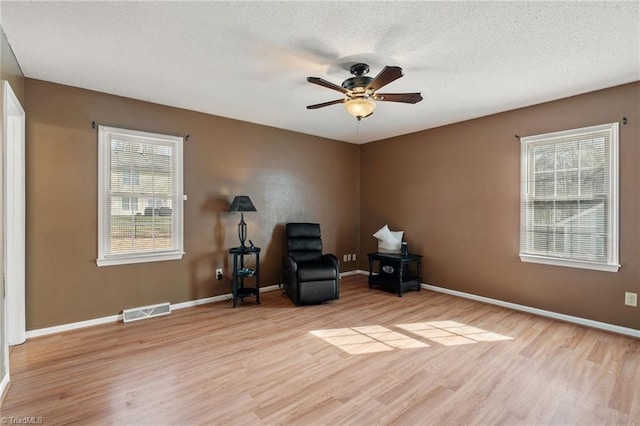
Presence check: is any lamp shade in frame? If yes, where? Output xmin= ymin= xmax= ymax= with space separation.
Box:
xmin=228 ymin=196 xmax=257 ymax=212
xmin=345 ymin=97 xmax=376 ymax=119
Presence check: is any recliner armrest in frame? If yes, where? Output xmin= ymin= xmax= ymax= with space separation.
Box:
xmin=283 ymin=255 xmax=298 ymax=298
xmin=321 ymin=254 xmax=340 ymax=300
xmin=284 ymin=254 xmax=298 ymax=274
xmin=321 ymin=253 xmax=339 ymax=270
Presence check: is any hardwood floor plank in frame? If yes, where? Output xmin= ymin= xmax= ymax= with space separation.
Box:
xmin=2 ymin=275 xmax=638 ymax=425
xmin=609 ymin=350 xmax=640 ymax=415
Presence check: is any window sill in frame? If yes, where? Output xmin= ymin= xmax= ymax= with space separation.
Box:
xmin=97 ymin=251 xmax=184 ymax=267
xmin=519 ymin=254 xmax=619 ymax=273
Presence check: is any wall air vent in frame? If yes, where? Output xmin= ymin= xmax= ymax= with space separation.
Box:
xmin=122 ymin=302 xmax=171 ymax=323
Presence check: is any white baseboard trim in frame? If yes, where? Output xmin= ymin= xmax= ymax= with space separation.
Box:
xmin=25 ymin=285 xmax=282 ymax=340
xmin=26 ymin=279 xmax=637 ymax=340
xmin=26 ymin=314 xmax=123 ymax=339
xmin=170 ymin=284 xmax=281 ymax=310
xmin=355 ymin=267 xmax=637 ymax=337
xmin=422 ymin=283 xmax=640 ymax=338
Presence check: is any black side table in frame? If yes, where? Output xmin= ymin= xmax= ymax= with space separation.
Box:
xmin=367 ymin=252 xmax=422 ymax=297
xmin=229 ymin=246 xmax=260 ymax=308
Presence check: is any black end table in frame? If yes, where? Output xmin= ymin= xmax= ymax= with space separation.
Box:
xmin=229 ymin=246 xmax=260 ymax=308
xmin=367 ymin=252 xmax=422 ymax=297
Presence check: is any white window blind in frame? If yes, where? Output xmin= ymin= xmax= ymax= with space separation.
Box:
xmin=520 ymin=122 xmax=619 ymax=272
xmin=97 ymin=126 xmax=184 ymax=266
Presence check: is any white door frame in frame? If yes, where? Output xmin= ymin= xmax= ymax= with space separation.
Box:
xmin=3 ymin=80 xmax=26 ymax=350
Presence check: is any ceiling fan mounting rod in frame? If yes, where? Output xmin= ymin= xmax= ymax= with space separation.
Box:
xmin=349 ymin=63 xmax=370 ymax=77
xmin=342 ymin=63 xmax=374 ymax=91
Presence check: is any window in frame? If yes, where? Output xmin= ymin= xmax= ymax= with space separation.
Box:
xmin=122 ymin=170 xmax=140 ymax=185
xmin=121 ymin=196 xmax=139 ymax=212
xmin=98 ymin=126 xmax=184 ymax=266
xmin=147 ymin=197 xmax=164 ymax=208
xmin=520 ymin=122 xmax=619 ymax=272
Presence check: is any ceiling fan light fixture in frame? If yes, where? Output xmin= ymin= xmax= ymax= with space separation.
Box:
xmin=306 ymin=63 xmax=422 ymax=119
xmin=345 ymin=97 xmax=376 ymax=119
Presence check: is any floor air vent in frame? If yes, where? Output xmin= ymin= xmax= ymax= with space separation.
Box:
xmin=122 ymin=302 xmax=171 ymax=323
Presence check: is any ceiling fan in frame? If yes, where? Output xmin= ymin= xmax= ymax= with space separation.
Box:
xmin=306 ymin=63 xmax=423 ymax=120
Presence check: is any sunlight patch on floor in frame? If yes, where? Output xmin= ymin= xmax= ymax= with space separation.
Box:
xmin=395 ymin=321 xmax=513 ymax=346
xmin=310 ymin=326 xmax=429 ymax=354
xmin=311 ymin=320 xmax=512 ymax=353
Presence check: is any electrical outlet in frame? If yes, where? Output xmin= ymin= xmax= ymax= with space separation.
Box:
xmin=352 ymin=253 xmax=357 ymax=261
xmin=346 ymin=254 xmax=352 ymax=261
xmin=343 ymin=254 xmax=348 ymax=262
xmin=216 ymin=268 xmax=223 ymax=280
xmin=624 ymin=292 xmax=638 ymax=307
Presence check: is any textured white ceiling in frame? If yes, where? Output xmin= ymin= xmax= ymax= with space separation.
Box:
xmin=2 ymin=1 xmax=639 ymax=144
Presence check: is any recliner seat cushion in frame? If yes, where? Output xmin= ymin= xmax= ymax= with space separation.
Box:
xmin=298 ymin=264 xmax=338 ymax=281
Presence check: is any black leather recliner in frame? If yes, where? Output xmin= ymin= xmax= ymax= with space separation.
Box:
xmin=283 ymin=223 xmax=339 ymax=305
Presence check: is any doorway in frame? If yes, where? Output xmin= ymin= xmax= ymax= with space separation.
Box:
xmin=2 ymin=80 xmax=26 ymax=398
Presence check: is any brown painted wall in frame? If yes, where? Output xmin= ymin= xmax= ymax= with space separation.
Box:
xmin=25 ymin=78 xmax=359 ymax=329
xmin=22 ymin=74 xmax=640 ymax=331
xmin=360 ymin=82 xmax=640 ymax=330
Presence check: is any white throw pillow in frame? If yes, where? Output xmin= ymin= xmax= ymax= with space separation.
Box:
xmin=373 ymin=224 xmax=396 ymax=244
xmin=390 ymin=230 xmax=404 ymax=243
xmin=373 ymin=225 xmax=403 ymax=254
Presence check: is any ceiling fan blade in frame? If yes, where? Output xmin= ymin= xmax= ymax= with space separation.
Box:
xmin=367 ymin=66 xmax=404 ymax=91
xmin=373 ymin=93 xmax=423 ymax=104
xmin=306 ymin=99 xmax=346 ymax=109
xmin=307 ymin=77 xmax=350 ymax=94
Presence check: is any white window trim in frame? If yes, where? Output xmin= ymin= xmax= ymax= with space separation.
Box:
xmin=519 ymin=122 xmax=619 ymax=272
xmin=519 ymin=254 xmax=620 ymax=273
xmin=97 ymin=126 xmax=184 ymax=267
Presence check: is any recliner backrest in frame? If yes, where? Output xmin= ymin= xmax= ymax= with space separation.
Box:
xmin=286 ymin=223 xmax=323 ymax=264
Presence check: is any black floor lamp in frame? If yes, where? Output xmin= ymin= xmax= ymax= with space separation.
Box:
xmin=228 ymin=195 xmax=257 ymax=248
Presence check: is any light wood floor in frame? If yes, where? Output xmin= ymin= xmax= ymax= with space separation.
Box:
xmin=2 ymin=276 xmax=639 ymax=425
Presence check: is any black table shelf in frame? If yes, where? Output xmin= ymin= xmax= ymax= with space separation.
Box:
xmin=367 ymin=252 xmax=423 ymax=297
xmin=229 ymin=246 xmax=260 ymax=308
